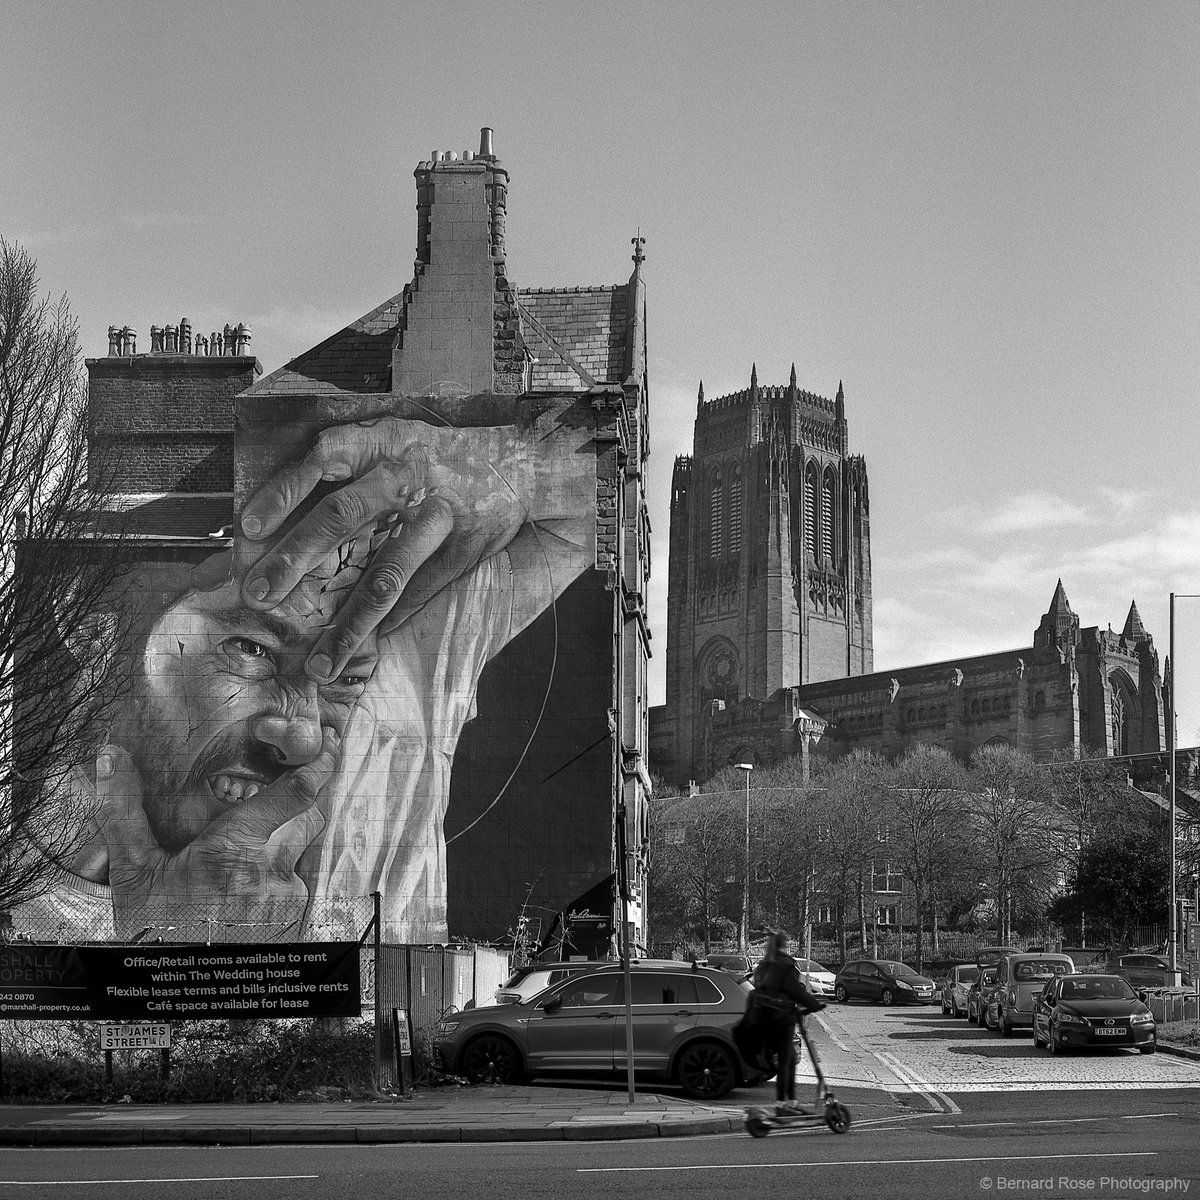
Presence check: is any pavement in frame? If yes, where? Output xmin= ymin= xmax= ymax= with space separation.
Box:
xmin=0 ymin=1078 xmax=906 ymax=1147
xmin=0 ymin=1041 xmax=1195 ymax=1148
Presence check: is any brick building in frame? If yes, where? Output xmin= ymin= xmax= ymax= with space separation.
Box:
xmin=38 ymin=130 xmax=652 ymax=949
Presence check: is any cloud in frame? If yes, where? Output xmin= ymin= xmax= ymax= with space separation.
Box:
xmin=969 ymin=491 xmax=1095 ymax=535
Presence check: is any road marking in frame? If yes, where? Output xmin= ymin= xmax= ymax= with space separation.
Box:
xmin=876 ymin=1050 xmax=962 ymax=1115
xmin=816 ymin=1011 xmax=855 ymax=1053
xmin=0 ymin=1176 xmax=320 ymax=1187
xmin=578 ymin=1151 xmax=1157 ymax=1174
xmin=930 ymin=1113 xmax=1180 ymax=1130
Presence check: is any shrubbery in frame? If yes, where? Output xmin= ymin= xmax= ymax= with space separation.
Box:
xmin=0 ymin=1019 xmax=378 ymax=1103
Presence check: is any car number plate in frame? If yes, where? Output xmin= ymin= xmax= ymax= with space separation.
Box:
xmin=1094 ymin=1027 xmax=1127 ymax=1036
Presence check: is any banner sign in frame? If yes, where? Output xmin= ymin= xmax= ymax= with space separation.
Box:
xmin=0 ymin=943 xmax=360 ymax=1020
xmin=101 ymin=1023 xmax=171 ymax=1050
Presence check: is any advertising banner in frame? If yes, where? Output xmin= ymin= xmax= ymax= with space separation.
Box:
xmin=0 ymin=943 xmax=360 ymax=1020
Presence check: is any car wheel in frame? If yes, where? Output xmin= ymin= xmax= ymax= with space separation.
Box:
xmin=1048 ymin=1027 xmax=1064 ymax=1056
xmin=460 ymin=1034 xmax=525 ymax=1085
xmin=1139 ymin=1045 xmax=1156 ymax=1055
xmin=1032 ymin=1023 xmax=1045 ymax=1049
xmin=881 ymin=988 xmax=896 ymax=1006
xmin=675 ymin=1041 xmax=738 ymax=1100
xmin=834 ymin=984 xmax=849 ymax=1004
xmin=1000 ymin=1015 xmax=1013 ymax=1037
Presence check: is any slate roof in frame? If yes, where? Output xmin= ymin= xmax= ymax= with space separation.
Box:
xmin=244 ymin=292 xmax=405 ymax=397
xmin=243 ymin=281 xmax=634 ymax=399
xmin=520 ymin=286 xmax=630 ymax=390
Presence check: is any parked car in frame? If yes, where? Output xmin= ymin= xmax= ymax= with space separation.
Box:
xmin=990 ymin=952 xmax=1076 ymax=1036
xmin=436 ymin=961 xmax=760 ymax=1099
xmin=1104 ymin=954 xmax=1192 ymax=990
xmin=975 ymin=945 xmax=1021 ymax=971
xmin=967 ymin=967 xmax=1000 ymax=1026
xmin=794 ymin=957 xmax=837 ymax=999
xmin=705 ymin=952 xmax=755 ymax=979
xmin=1031 ymin=972 xmax=1156 ymax=1056
xmin=833 ymin=959 xmax=937 ymax=1005
xmin=493 ymin=960 xmax=608 ymax=1005
xmin=940 ymin=964 xmax=980 ymax=1018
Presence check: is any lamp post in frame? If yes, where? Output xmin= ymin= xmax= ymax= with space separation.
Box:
xmin=736 ymin=763 xmax=754 ymax=953
xmin=1169 ymin=594 xmax=1200 ymax=982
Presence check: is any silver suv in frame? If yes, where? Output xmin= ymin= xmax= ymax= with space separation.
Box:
xmin=436 ymin=961 xmax=758 ymax=1099
xmin=493 ymin=961 xmax=606 ymax=1005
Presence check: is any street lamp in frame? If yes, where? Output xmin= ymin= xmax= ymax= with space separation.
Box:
xmin=1168 ymin=593 xmax=1200 ymax=982
xmin=736 ymin=763 xmax=754 ymax=953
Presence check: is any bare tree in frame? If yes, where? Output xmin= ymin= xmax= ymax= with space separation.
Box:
xmin=815 ymin=750 xmax=888 ymax=960
xmin=1043 ymin=749 xmax=1130 ymax=948
xmin=887 ymin=744 xmax=969 ymax=969
xmin=966 ymin=744 xmax=1061 ymax=945
xmin=649 ymin=782 xmax=739 ymax=954
xmin=0 ymin=237 xmax=131 ymax=914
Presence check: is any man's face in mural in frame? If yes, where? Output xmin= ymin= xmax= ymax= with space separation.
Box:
xmin=123 ymin=576 xmax=378 ymax=851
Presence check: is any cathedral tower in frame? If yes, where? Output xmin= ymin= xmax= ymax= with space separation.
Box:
xmin=654 ymin=367 xmax=872 ymax=782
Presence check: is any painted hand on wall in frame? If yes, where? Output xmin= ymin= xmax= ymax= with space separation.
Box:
xmin=237 ymin=414 xmax=593 ymax=685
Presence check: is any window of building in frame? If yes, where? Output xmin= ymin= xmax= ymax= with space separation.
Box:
xmin=709 ymin=473 xmax=722 ymax=559
xmin=728 ymin=467 xmax=742 ymax=555
xmin=805 ymin=465 xmax=820 ymax=558
xmin=821 ymin=469 xmax=836 ymax=562
xmin=876 ymin=905 xmax=897 ymax=926
xmin=873 ymin=861 xmax=903 ymax=893
xmin=816 ymin=903 xmax=836 ymax=925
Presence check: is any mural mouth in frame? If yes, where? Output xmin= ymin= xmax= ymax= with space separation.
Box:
xmin=207 ymin=772 xmax=266 ymax=805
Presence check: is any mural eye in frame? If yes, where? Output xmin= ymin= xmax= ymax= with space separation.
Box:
xmin=228 ymin=637 xmax=272 ymax=660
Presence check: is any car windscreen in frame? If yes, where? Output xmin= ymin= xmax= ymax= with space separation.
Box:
xmin=957 ymin=966 xmax=979 ymax=983
xmin=796 ymin=959 xmax=830 ymax=973
xmin=1061 ymin=977 xmax=1137 ymax=1001
xmin=879 ymin=961 xmax=921 ymax=977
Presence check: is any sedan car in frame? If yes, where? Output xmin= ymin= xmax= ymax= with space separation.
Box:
xmin=833 ymin=959 xmax=937 ymax=1005
xmin=1031 ymin=973 xmax=1156 ymax=1055
xmin=940 ymin=964 xmax=980 ymax=1018
xmin=436 ymin=961 xmax=759 ymax=1099
xmin=967 ymin=967 xmax=1000 ymax=1026
xmin=795 ymin=957 xmax=837 ymax=999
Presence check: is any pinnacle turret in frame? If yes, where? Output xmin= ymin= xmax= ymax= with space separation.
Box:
xmin=1122 ymin=600 xmax=1148 ymax=641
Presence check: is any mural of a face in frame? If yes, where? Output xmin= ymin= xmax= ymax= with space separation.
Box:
xmin=121 ymin=573 xmax=378 ymax=852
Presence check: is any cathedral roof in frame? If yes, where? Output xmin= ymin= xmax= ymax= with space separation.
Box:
xmin=1122 ymin=600 xmax=1148 ymax=641
xmin=1046 ymin=578 xmax=1074 ymax=617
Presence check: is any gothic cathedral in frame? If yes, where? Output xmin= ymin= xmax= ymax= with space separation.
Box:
xmin=651 ymin=367 xmax=872 ymax=784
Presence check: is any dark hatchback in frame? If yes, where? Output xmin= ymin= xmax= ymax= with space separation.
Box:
xmin=433 ymin=961 xmax=761 ymax=1099
xmin=833 ymin=959 xmax=937 ymax=1005
xmin=1031 ymin=973 xmax=1156 ymax=1055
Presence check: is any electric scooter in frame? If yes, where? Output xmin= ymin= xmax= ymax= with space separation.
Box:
xmin=744 ymin=1013 xmax=851 ymax=1137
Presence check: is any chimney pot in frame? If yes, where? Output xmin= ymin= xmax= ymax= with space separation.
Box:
xmin=107 ymin=326 xmax=120 ymax=356
xmin=180 ymin=317 xmax=192 ymax=354
xmin=479 ymin=127 xmax=493 ymax=157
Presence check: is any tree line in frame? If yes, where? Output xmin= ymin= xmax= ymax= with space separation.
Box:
xmin=649 ymin=743 xmax=1186 ymax=967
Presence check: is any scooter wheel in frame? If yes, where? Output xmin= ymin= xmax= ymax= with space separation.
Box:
xmin=745 ymin=1115 xmax=771 ymax=1138
xmin=825 ymin=1102 xmax=852 ymax=1134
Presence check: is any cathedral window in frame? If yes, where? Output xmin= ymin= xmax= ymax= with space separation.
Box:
xmin=822 ymin=468 xmax=837 ymax=562
xmin=1109 ymin=674 xmax=1134 ymax=755
xmin=805 ymin=465 xmax=820 ymax=559
xmin=708 ymin=472 xmax=722 ymax=559
xmin=728 ymin=467 xmax=743 ymax=555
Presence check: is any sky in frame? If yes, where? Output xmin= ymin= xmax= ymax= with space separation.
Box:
xmin=4 ymin=1 xmax=1200 ymax=742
